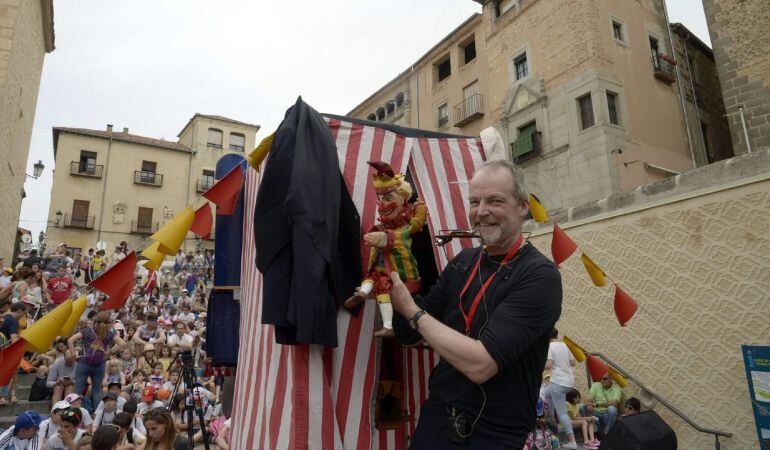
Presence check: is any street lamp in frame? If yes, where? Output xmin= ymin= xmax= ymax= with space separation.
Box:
xmin=26 ymin=160 xmax=45 ymax=179
xmin=55 ymin=210 xmax=63 ymax=226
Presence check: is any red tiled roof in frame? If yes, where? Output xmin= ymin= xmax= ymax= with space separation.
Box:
xmin=53 ymin=127 xmax=191 ymax=155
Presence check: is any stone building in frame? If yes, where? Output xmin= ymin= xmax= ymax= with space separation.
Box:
xmin=0 ymin=0 xmax=54 ymax=262
xmin=45 ymin=115 xmax=258 ymax=254
xmin=348 ymin=0 xmax=732 ymax=215
xmin=702 ymin=0 xmax=770 ymax=154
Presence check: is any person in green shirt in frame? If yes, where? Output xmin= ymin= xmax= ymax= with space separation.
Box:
xmin=581 ymin=373 xmax=623 ymax=435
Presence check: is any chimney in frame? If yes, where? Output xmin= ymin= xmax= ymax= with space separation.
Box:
xmin=123 ymin=127 xmax=129 ymax=133
xmin=106 ymin=124 xmax=113 ymax=132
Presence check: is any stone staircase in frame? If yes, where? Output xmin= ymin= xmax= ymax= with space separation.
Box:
xmin=0 ymin=373 xmax=51 ymax=430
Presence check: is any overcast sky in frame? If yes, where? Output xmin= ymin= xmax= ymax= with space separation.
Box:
xmin=19 ymin=0 xmax=712 ymax=242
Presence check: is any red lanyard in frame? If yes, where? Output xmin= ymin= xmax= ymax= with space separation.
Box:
xmin=458 ymin=234 xmax=524 ymax=335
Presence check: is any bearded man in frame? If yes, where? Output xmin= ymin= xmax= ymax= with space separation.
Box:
xmin=389 ymin=160 xmax=562 ymax=449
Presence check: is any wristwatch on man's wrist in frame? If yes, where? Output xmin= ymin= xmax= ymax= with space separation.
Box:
xmin=408 ymin=310 xmax=427 ymax=330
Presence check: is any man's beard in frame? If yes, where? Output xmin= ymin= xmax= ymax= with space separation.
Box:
xmin=476 ymin=224 xmax=503 ymax=246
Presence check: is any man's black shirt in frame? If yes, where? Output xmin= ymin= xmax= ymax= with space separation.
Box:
xmin=417 ymin=242 xmax=562 ymax=447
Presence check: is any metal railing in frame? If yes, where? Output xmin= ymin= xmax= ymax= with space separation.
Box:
xmin=652 ymin=56 xmax=676 ymax=83
xmin=196 ymin=179 xmax=214 ymax=193
xmin=130 ymin=220 xmax=158 ymax=235
xmin=133 ymin=170 xmax=163 ymax=186
xmin=589 ymin=352 xmax=732 ymax=449
xmin=61 ymin=213 xmax=95 ymax=229
xmin=453 ymin=94 xmax=484 ymax=127
xmin=70 ymin=161 xmax=103 ymax=178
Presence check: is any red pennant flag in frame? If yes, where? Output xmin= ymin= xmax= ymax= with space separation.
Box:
xmin=190 ymin=203 xmax=213 ymax=239
xmin=551 ymin=223 xmax=577 ymax=267
xmin=614 ymin=285 xmax=639 ymax=327
xmin=90 ymin=251 xmax=137 ymax=299
xmin=203 ymin=165 xmax=243 ymax=215
xmin=0 ymin=339 xmax=28 ymax=385
xmin=100 ymin=277 xmax=134 ymax=311
xmin=586 ymin=354 xmax=610 ymax=383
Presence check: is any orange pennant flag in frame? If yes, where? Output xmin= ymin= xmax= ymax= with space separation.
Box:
xmin=581 ymin=253 xmax=607 ymax=287
xmin=100 ymin=277 xmax=135 ymax=311
xmin=203 ymin=164 xmax=243 ymax=215
xmin=0 ymin=339 xmax=28 ymax=385
xmin=190 ymin=203 xmax=213 ymax=239
xmin=586 ymin=354 xmax=609 ymax=383
xmin=614 ymin=285 xmax=639 ymax=327
xmin=551 ymin=223 xmax=577 ymax=267
xmin=90 ymin=251 xmax=137 ymax=299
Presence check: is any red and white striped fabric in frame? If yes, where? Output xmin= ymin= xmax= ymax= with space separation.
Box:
xmin=231 ymin=118 xmax=486 ymax=449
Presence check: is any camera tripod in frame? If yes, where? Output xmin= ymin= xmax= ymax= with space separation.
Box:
xmin=167 ymin=350 xmax=211 ymax=450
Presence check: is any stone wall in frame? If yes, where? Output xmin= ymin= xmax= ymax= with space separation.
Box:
xmin=703 ymin=0 xmax=770 ymax=153
xmin=0 ymin=0 xmax=48 ymax=261
xmin=524 ymin=148 xmax=770 ymax=449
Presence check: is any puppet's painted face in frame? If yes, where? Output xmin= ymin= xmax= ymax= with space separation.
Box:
xmin=377 ymin=191 xmax=406 ymax=221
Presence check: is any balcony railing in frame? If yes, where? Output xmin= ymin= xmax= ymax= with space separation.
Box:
xmin=453 ymin=94 xmax=484 ymax=127
xmin=197 ymin=179 xmax=214 ymax=193
xmin=652 ymin=56 xmax=676 ymax=84
xmin=511 ymin=130 xmax=542 ymax=164
xmin=130 ymin=220 xmax=159 ymax=235
xmin=61 ymin=213 xmax=95 ymax=229
xmin=134 ymin=171 xmax=163 ymax=187
xmin=70 ymin=161 xmax=104 ymax=178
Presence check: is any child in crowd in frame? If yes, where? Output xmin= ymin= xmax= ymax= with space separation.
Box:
xmin=38 ymin=401 xmax=71 ymax=447
xmin=524 ymin=399 xmax=555 ymax=450
xmin=138 ymin=386 xmax=164 ymax=414
xmin=102 ymin=359 xmax=125 ymax=390
xmin=149 ymin=362 xmax=166 ymax=389
xmin=158 ymin=345 xmax=173 ymax=374
xmin=119 ymin=347 xmax=136 ymax=381
xmin=92 ymin=393 xmax=120 ymax=429
xmin=43 ymin=407 xmax=85 ymax=449
xmin=114 ymin=411 xmax=147 ymax=448
xmin=566 ymin=388 xmax=600 ymax=449
xmin=123 ymin=369 xmax=147 ymax=403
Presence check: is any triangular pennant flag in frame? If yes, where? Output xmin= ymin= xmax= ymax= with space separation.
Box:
xmin=190 ymin=203 xmax=213 ymax=239
xmin=150 ymin=206 xmax=195 ymax=255
xmin=100 ymin=277 xmax=135 ymax=311
xmin=203 ymin=165 xmax=243 ymax=216
xmin=586 ymin=354 xmax=609 ymax=382
xmin=528 ymin=193 xmax=549 ymax=223
xmin=608 ymin=367 xmax=629 ymax=388
xmin=21 ymin=299 xmax=73 ymax=353
xmin=140 ymin=242 xmax=165 ymax=270
xmin=563 ymin=335 xmax=587 ymax=362
xmin=551 ymin=223 xmax=577 ymax=267
xmin=581 ymin=253 xmax=607 ymax=287
xmin=90 ymin=251 xmax=137 ymax=298
xmin=0 ymin=339 xmax=28 ymax=385
xmin=614 ymin=285 xmax=639 ymax=327
xmin=247 ymin=132 xmax=275 ymax=171
xmin=60 ymin=296 xmax=87 ymax=337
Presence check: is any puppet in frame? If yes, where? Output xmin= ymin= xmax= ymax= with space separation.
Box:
xmin=345 ymin=161 xmax=427 ymax=337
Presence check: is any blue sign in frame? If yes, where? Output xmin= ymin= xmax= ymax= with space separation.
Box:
xmin=742 ymin=345 xmax=770 ymax=450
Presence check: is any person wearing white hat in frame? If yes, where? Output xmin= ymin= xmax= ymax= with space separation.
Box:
xmin=37 ymin=400 xmax=71 ymax=447
xmin=0 ymin=266 xmax=12 ymax=289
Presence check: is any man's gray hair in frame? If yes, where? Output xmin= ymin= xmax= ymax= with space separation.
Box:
xmin=474 ymin=159 xmax=530 ymax=203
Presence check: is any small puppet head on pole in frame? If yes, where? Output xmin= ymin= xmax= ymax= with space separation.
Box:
xmin=344 ymin=161 xmax=427 ymax=338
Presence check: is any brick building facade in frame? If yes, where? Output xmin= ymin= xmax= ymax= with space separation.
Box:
xmin=0 ymin=0 xmax=54 ymax=262
xmin=702 ymin=0 xmax=770 ymax=153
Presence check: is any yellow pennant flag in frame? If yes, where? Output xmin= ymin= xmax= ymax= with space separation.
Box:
xmin=247 ymin=132 xmax=275 ymax=171
xmin=150 ymin=206 xmax=195 ymax=255
xmin=563 ymin=335 xmax=587 ymax=363
xmin=60 ymin=296 xmax=88 ymax=337
xmin=609 ymin=367 xmax=629 ymax=388
xmin=21 ymin=299 xmax=73 ymax=353
xmin=529 ymin=193 xmax=549 ymax=223
xmin=140 ymin=242 xmax=165 ymax=270
xmin=581 ymin=253 xmax=607 ymax=287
